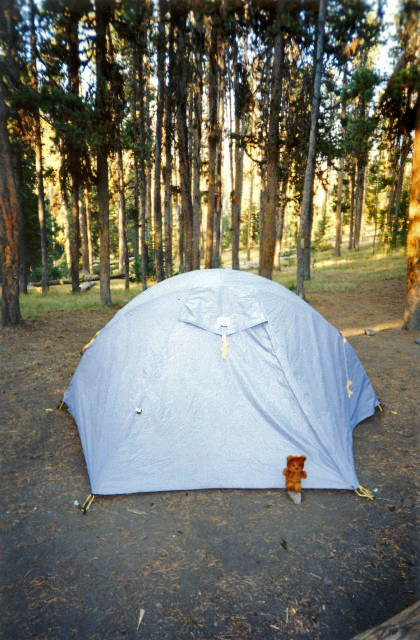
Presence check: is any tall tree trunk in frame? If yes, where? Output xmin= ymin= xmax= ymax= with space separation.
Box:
xmin=296 ymin=0 xmax=327 ymax=297
xmin=192 ymin=9 xmax=203 ymax=270
xmin=67 ymin=12 xmax=81 ymax=293
xmin=0 ymin=81 xmax=22 ymax=326
xmin=259 ymin=0 xmax=285 ymax=279
xmin=163 ymin=19 xmax=175 ymax=278
xmin=391 ymin=138 xmax=410 ymax=245
xmin=353 ymin=155 xmax=366 ymax=250
xmin=17 ymin=151 xmax=27 ymax=292
xmin=30 ymin=0 xmax=49 ymax=293
xmin=214 ymin=37 xmax=225 ymax=268
xmin=205 ymin=13 xmax=219 ymax=269
xmin=335 ymin=66 xmax=347 ymax=257
xmin=84 ymin=187 xmax=93 ymax=273
xmin=79 ymin=186 xmax=89 ymax=274
xmin=175 ymin=7 xmax=194 ymax=272
xmin=153 ymin=0 xmax=165 ymax=281
xmin=61 ymin=179 xmax=72 ymax=268
xmin=348 ymin=159 xmax=356 ymax=249
xmin=247 ymin=164 xmax=254 ymax=262
xmin=276 ymin=170 xmax=289 ymax=270
xmin=117 ymin=145 xmax=129 ymax=288
xmin=402 ymin=100 xmax=420 ymax=330
xmin=231 ymin=36 xmax=247 ymax=270
xmin=95 ymin=0 xmax=111 ymax=305
xmin=136 ymin=47 xmax=148 ymax=291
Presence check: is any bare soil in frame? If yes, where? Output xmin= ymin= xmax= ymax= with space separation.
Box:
xmin=0 ymin=278 xmax=418 ymax=640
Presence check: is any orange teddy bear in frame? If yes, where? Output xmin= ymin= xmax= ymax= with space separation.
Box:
xmin=283 ymin=455 xmax=307 ymax=492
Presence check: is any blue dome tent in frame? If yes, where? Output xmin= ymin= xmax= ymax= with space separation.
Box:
xmin=64 ymin=269 xmax=378 ymax=496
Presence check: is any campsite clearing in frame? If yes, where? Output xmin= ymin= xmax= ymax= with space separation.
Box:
xmin=0 ymin=277 xmax=418 ymax=639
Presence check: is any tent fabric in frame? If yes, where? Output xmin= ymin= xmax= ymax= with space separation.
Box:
xmin=64 ymin=268 xmax=378 ymax=495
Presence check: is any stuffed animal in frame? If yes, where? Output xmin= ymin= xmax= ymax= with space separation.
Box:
xmin=283 ymin=455 xmax=307 ymax=492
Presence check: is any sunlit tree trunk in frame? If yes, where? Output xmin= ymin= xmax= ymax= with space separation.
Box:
xmin=214 ymin=38 xmax=225 ymax=268
xmin=247 ymin=164 xmax=254 ymax=262
xmin=335 ymin=66 xmax=347 ymax=257
xmin=403 ymin=100 xmax=420 ymax=330
xmin=391 ymin=138 xmax=410 ymax=245
xmin=296 ymin=0 xmax=327 ymax=296
xmin=348 ymin=159 xmax=356 ymax=249
xmin=205 ymin=13 xmax=218 ymax=269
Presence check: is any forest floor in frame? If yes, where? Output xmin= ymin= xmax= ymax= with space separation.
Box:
xmin=0 ymin=273 xmax=419 ymax=639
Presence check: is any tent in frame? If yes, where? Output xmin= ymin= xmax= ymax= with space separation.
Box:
xmin=64 ymin=268 xmax=378 ymax=495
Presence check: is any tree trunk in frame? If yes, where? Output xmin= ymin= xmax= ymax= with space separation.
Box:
xmin=402 ymin=99 xmax=420 ymax=330
xmin=84 ymin=187 xmax=93 ymax=273
xmin=137 ymin=48 xmax=148 ymax=291
xmin=61 ymin=180 xmax=72 ymax=268
xmin=348 ymin=159 xmax=356 ymax=249
xmin=247 ymin=164 xmax=254 ymax=262
xmin=17 ymin=151 xmax=27 ymax=292
xmin=335 ymin=66 xmax=347 ymax=257
xmin=296 ymin=0 xmax=327 ymax=297
xmin=79 ymin=186 xmax=89 ymax=274
xmin=214 ymin=37 xmax=225 ymax=269
xmin=30 ymin=0 xmax=49 ymax=293
xmin=0 ymin=81 xmax=22 ymax=326
xmin=164 ymin=19 xmax=175 ymax=278
xmin=192 ymin=9 xmax=203 ymax=270
xmin=391 ymin=138 xmax=410 ymax=245
xmin=353 ymin=155 xmax=366 ymax=250
xmin=351 ymin=600 xmax=420 ymax=640
xmin=276 ymin=170 xmax=288 ymax=270
xmin=175 ymin=7 xmax=194 ymax=272
xmin=153 ymin=0 xmax=165 ymax=282
xmin=95 ymin=0 xmax=111 ymax=306
xmin=205 ymin=13 xmax=219 ymax=269
xmin=259 ymin=0 xmax=285 ymax=279
xmin=67 ymin=12 xmax=81 ymax=293
xmin=117 ymin=145 xmax=129 ymax=289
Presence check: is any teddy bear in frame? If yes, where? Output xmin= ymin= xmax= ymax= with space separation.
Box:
xmin=283 ymin=455 xmax=307 ymax=503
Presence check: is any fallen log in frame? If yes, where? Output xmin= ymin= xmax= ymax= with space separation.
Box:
xmin=352 ymin=601 xmax=420 ymax=640
xmin=29 ymin=273 xmax=126 ymax=287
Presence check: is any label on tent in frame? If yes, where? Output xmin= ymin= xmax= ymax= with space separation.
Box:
xmin=217 ymin=316 xmax=231 ymax=328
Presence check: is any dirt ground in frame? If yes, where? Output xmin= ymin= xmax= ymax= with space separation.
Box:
xmin=0 ymin=278 xmax=418 ymax=640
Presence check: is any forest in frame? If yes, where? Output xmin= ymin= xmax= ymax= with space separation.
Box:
xmin=0 ymin=0 xmax=419 ymax=327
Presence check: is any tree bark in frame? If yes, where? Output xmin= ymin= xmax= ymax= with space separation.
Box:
xmin=0 ymin=81 xmax=22 ymax=326
xmin=353 ymin=155 xmax=366 ymax=250
xmin=391 ymin=138 xmax=410 ymax=245
xmin=84 ymin=187 xmax=93 ymax=273
xmin=348 ymin=159 xmax=356 ymax=249
xmin=164 ymin=18 xmax=175 ymax=278
xmin=296 ymin=0 xmax=327 ymax=297
xmin=29 ymin=0 xmax=49 ymax=293
xmin=67 ymin=11 xmax=81 ymax=293
xmin=153 ymin=0 xmax=165 ymax=281
xmin=259 ymin=0 xmax=285 ymax=279
xmin=174 ymin=7 xmax=194 ymax=272
xmin=192 ymin=8 xmax=203 ymax=270
xmin=214 ymin=36 xmax=225 ymax=269
xmin=117 ymin=145 xmax=129 ymax=288
xmin=79 ymin=186 xmax=89 ymax=274
xmin=247 ymin=164 xmax=254 ymax=262
xmin=95 ymin=0 xmax=112 ymax=306
xmin=402 ymin=99 xmax=420 ymax=330
xmin=335 ymin=66 xmax=347 ymax=257
xmin=205 ymin=13 xmax=219 ymax=269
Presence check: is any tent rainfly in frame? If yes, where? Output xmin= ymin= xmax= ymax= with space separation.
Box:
xmin=64 ymin=269 xmax=378 ymax=496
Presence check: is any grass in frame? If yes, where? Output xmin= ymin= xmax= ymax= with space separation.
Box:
xmin=245 ymin=243 xmax=406 ymax=292
xmin=3 ymin=243 xmax=406 ymax=320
